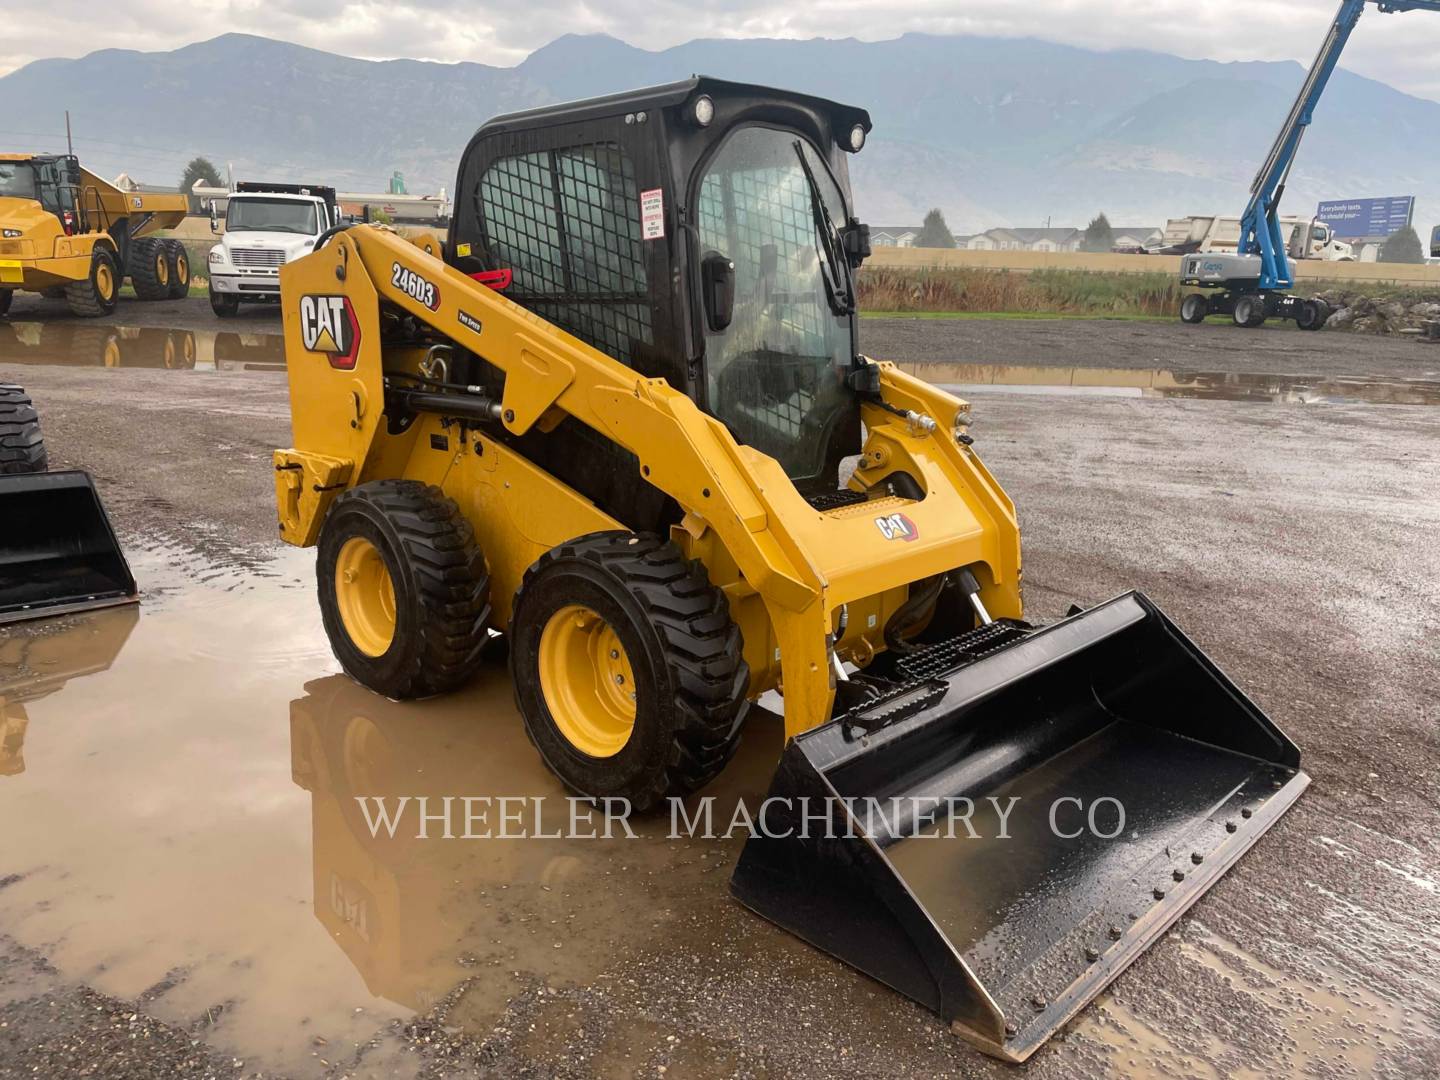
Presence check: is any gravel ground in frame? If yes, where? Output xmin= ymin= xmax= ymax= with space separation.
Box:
xmin=4 ymin=292 xmax=282 ymax=332
xmin=861 ymin=315 xmax=1440 ymax=378
xmin=1 ymin=336 xmax=1438 ymax=1078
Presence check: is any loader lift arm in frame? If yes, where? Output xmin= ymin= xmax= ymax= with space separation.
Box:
xmin=1240 ymin=0 xmax=1440 ymax=290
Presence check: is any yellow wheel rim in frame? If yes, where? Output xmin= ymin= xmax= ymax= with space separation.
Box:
xmin=96 ymin=262 xmax=114 ymax=300
xmin=156 ymin=253 xmax=169 ymax=287
xmin=174 ymin=252 xmax=189 ymax=287
xmin=102 ymin=337 xmax=121 ymax=367
xmin=539 ymin=604 xmax=636 ymax=758
xmin=335 ymin=536 xmax=397 ymax=657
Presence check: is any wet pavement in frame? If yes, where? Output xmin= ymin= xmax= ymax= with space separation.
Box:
xmin=863 ymin=315 xmax=1440 ymax=380
xmin=1 ymin=320 xmax=1439 ymax=1077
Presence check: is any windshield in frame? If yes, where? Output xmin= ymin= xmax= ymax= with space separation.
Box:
xmin=696 ymin=127 xmax=856 ymax=484
xmin=0 ymin=162 xmax=37 ymax=200
xmin=226 ymin=197 xmax=318 ymax=234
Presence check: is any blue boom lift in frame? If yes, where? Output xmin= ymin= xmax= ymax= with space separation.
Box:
xmin=1179 ymin=0 xmax=1440 ymax=329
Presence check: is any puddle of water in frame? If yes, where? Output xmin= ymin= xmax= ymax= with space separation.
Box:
xmin=0 ymin=320 xmax=283 ymax=372
xmin=910 ymin=362 xmax=1440 ymax=405
xmin=0 ymin=547 xmax=781 ymax=1076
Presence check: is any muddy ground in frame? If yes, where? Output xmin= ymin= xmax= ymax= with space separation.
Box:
xmin=1 ymin=323 xmax=1438 ymax=1079
xmin=8 ymin=291 xmax=1440 ymax=378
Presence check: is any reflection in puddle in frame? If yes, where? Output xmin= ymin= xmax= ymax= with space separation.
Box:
xmin=0 ymin=551 xmax=782 ymax=1076
xmin=0 ymin=320 xmax=284 ymax=372
xmin=0 ymin=606 xmax=139 ymax=776
xmin=908 ymin=362 xmax=1440 ymax=405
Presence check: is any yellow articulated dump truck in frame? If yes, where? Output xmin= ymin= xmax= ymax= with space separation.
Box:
xmin=0 ymin=154 xmax=191 ymax=318
xmin=271 ymin=79 xmax=1309 ymax=1061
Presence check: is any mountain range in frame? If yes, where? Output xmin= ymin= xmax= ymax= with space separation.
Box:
xmin=2 ymin=31 xmax=1437 ymax=235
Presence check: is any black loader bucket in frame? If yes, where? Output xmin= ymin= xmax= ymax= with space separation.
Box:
xmin=731 ymin=592 xmax=1308 ymax=1063
xmin=0 ymin=471 xmax=137 ymax=624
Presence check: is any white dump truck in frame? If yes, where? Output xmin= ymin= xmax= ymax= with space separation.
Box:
xmin=205 ymin=182 xmax=341 ymax=317
xmin=1156 ymin=214 xmax=1353 ymax=261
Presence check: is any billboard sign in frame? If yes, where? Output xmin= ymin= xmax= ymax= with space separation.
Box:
xmin=1315 ymin=196 xmax=1415 ymax=241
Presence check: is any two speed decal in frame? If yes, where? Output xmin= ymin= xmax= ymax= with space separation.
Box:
xmin=391 ymin=262 xmax=440 ymax=310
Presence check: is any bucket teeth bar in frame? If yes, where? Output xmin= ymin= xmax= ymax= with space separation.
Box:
xmin=731 ymin=591 xmax=1308 ymax=1062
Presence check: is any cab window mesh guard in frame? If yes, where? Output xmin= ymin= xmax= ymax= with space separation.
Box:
xmin=476 ymin=143 xmax=653 ymax=367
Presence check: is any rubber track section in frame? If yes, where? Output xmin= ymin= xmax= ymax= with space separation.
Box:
xmin=0 ymin=385 xmax=47 ymax=474
xmin=340 ymin=480 xmax=490 ymax=697
xmin=522 ymin=532 xmax=749 ymax=805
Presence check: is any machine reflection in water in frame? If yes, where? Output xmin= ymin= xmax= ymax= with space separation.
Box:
xmin=0 ymin=605 xmax=139 ymax=777
xmin=288 ymin=668 xmax=781 ymax=1028
xmin=0 ymin=321 xmax=285 ymax=371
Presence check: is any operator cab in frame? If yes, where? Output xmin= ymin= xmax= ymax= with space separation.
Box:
xmin=446 ymin=78 xmax=873 ymax=524
xmin=0 ymin=154 xmax=83 ymax=231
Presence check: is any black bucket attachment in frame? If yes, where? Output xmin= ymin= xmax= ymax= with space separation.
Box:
xmin=0 ymin=471 xmax=137 ymax=624
xmin=731 ymin=592 xmax=1308 ymax=1062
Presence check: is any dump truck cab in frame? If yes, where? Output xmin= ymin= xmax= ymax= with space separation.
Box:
xmin=207 ymin=182 xmax=342 ymax=316
xmin=0 ymin=154 xmax=91 ymax=305
xmin=447 ymin=79 xmax=874 ymax=514
xmin=0 ymin=153 xmax=191 ymax=317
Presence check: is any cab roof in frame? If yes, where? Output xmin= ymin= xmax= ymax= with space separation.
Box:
xmin=475 ymin=76 xmax=871 ymax=137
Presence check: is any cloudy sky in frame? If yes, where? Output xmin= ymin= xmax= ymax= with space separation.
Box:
xmin=6 ymin=1 xmax=1440 ymax=101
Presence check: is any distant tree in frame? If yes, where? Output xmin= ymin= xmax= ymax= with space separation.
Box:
xmin=180 ymin=157 xmax=223 ymax=212
xmin=915 ymin=208 xmax=956 ymax=249
xmin=1379 ymin=225 xmax=1424 ymax=264
xmin=1081 ymin=213 xmax=1114 ymax=253
xmin=369 ymin=207 xmax=394 ymax=225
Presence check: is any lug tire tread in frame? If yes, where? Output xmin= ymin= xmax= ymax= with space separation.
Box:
xmin=512 ymin=531 xmax=749 ymax=809
xmin=319 ymin=479 xmax=491 ymax=699
xmin=0 ymin=384 xmax=46 ymax=474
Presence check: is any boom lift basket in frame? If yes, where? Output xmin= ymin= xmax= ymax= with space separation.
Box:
xmin=0 ymin=471 xmax=137 ymax=624
xmin=731 ymin=591 xmax=1308 ymax=1062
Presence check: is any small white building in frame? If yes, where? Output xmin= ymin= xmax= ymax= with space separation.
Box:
xmin=871 ymin=226 xmax=920 ymax=248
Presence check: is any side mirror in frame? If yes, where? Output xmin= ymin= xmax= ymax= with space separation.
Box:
xmin=842 ymin=219 xmax=871 ymax=268
xmin=702 ymin=251 xmax=735 ymax=333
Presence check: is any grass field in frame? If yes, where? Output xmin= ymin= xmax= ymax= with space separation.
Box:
xmin=855 ymin=264 xmax=1440 ymax=320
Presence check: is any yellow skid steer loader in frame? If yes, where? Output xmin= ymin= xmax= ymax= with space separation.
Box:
xmin=273 ymin=79 xmax=1308 ymax=1061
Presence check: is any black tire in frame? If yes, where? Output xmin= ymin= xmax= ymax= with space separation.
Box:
xmin=129 ymin=237 xmax=170 ymax=301
xmin=163 ymin=239 xmax=191 ymax=299
xmin=1297 ymin=298 xmax=1328 ymax=331
xmin=510 ymin=532 xmax=749 ymax=811
xmin=317 ymin=479 xmax=491 ymax=699
xmin=1233 ymin=294 xmax=1266 ymax=328
xmin=0 ymin=385 xmax=47 ymax=474
xmin=64 ymin=248 xmax=119 ymax=317
xmin=0 ymin=289 xmax=11 ymax=317
xmin=1180 ymin=293 xmax=1208 ymax=324
xmin=209 ymin=285 xmax=240 ymax=317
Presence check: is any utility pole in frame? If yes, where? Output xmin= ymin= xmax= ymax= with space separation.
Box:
xmin=65 ymin=110 xmax=73 ymax=157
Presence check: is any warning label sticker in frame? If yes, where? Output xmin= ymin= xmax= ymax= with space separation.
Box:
xmin=640 ymin=188 xmax=664 ymax=240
